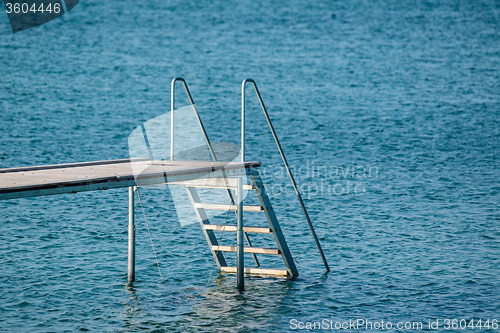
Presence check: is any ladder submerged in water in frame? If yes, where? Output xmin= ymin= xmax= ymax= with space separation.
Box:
xmin=162 ymin=78 xmax=329 ymax=289
xmin=172 ymin=168 xmax=298 ymax=278
xmin=0 ymin=78 xmax=327 ymax=291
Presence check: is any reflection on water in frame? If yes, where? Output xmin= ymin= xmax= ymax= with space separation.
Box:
xmin=122 ymin=287 xmax=146 ymax=331
xmin=121 ymin=274 xmax=297 ymax=332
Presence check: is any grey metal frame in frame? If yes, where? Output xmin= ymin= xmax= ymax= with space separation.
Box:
xmin=128 ymin=78 xmax=327 ymax=286
xmin=241 ymin=79 xmax=330 ymax=272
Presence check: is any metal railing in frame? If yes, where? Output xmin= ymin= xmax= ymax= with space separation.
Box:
xmin=241 ymin=78 xmax=330 ymax=272
xmin=170 ymin=77 xmax=217 ymax=161
xmin=171 ymin=77 xmax=260 ymax=267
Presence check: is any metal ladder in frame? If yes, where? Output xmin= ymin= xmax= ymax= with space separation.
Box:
xmin=171 ymin=169 xmax=298 ymax=278
xmin=169 ymin=77 xmax=328 ymax=287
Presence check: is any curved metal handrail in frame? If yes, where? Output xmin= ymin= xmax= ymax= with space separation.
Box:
xmin=242 ymin=78 xmax=330 ymax=272
xmin=171 ymin=77 xmax=260 ymax=267
xmin=171 ymin=77 xmax=217 ymax=161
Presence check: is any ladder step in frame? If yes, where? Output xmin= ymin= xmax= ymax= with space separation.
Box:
xmin=204 ymin=225 xmax=272 ymax=234
xmin=220 ymin=266 xmax=289 ymax=277
xmin=194 ymin=203 xmax=264 ymax=212
xmin=212 ymin=245 xmax=281 ymax=255
xmin=185 ymin=184 xmax=254 ymax=190
xmin=169 ymin=178 xmax=255 ymax=190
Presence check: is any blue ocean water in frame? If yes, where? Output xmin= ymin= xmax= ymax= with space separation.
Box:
xmin=1 ymin=0 xmax=499 ymax=331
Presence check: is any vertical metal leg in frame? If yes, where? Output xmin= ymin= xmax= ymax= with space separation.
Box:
xmin=128 ymin=186 xmax=135 ymax=284
xmin=236 ymin=178 xmax=244 ymax=291
xmin=225 ymin=188 xmax=260 ymax=267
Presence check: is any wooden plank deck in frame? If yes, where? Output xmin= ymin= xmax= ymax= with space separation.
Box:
xmin=0 ymin=159 xmax=260 ymax=200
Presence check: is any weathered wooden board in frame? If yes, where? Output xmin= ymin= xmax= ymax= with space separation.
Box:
xmin=0 ymin=159 xmax=260 ymax=200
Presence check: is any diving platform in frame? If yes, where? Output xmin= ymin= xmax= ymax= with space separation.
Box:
xmin=0 ymin=159 xmax=259 ymax=201
xmin=0 ymin=157 xmax=299 ymax=285
xmin=0 ymin=77 xmax=329 ymax=291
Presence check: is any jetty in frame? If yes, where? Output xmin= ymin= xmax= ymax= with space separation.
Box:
xmin=0 ymin=78 xmax=329 ymax=290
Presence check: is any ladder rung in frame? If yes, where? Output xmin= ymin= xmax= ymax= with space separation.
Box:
xmin=220 ymin=266 xmax=289 ymax=277
xmin=204 ymin=225 xmax=272 ymax=234
xmin=212 ymin=245 xmax=281 ymax=255
xmin=169 ymin=178 xmax=255 ymax=190
xmin=194 ymin=203 xmax=264 ymax=212
xmin=185 ymin=184 xmax=254 ymax=190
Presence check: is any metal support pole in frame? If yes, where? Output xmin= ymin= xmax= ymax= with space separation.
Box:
xmin=128 ymin=186 xmax=135 ymax=283
xmin=236 ymin=177 xmax=244 ymax=290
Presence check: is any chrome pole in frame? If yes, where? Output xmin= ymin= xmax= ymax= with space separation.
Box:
xmin=128 ymin=186 xmax=136 ymax=283
xmin=236 ymin=177 xmax=244 ymax=290
xmin=241 ymin=80 xmax=246 ymax=163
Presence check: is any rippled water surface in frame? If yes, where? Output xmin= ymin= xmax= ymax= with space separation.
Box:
xmin=1 ymin=0 xmax=499 ymax=332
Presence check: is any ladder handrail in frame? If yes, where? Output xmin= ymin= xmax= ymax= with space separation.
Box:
xmin=171 ymin=78 xmax=260 ymax=267
xmin=171 ymin=77 xmax=217 ymax=161
xmin=241 ymin=78 xmax=330 ymax=272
